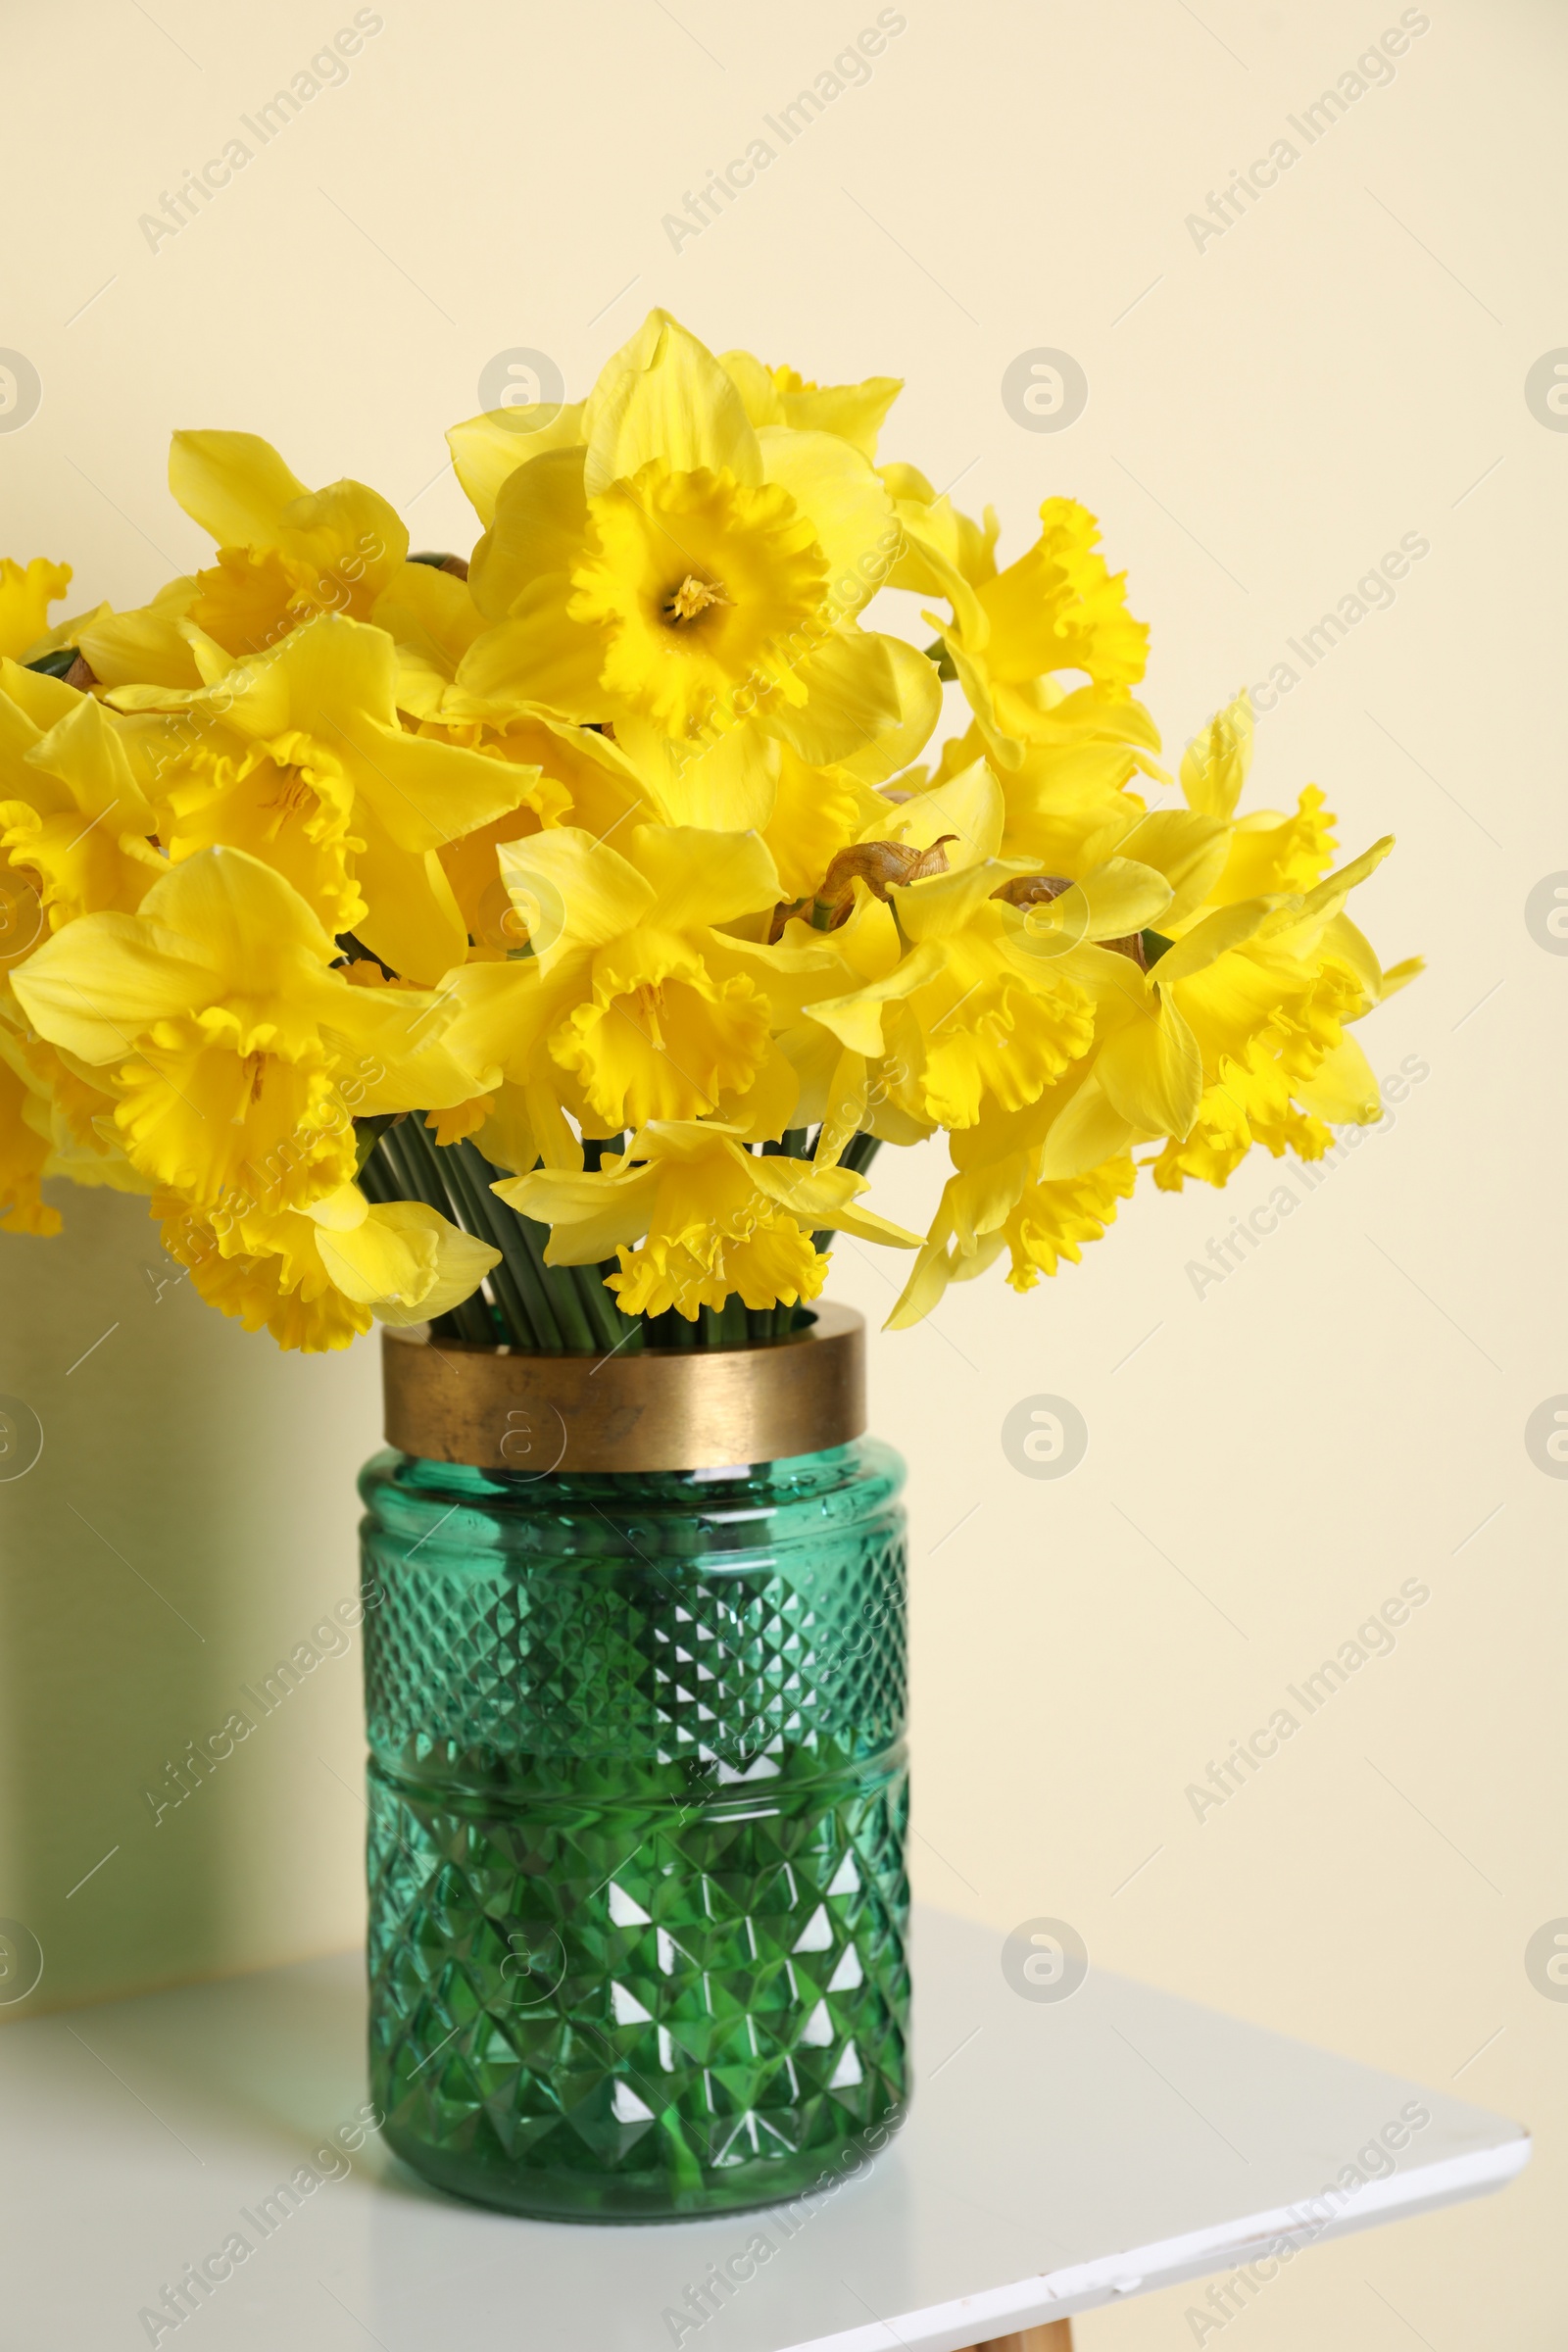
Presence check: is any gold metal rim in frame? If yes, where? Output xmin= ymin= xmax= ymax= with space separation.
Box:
xmin=381 ymin=1304 xmax=866 ymax=1473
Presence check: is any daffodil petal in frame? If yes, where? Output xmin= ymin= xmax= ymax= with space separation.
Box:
xmin=757 ymin=426 xmax=896 ymax=620
xmin=877 ymin=753 xmax=1003 ymax=866
xmin=584 ymin=311 xmax=760 ymax=496
xmin=1293 ymin=1034 xmax=1382 ymax=1123
xmin=1112 ymin=808 xmax=1232 ymax=924
xmin=627 ymin=823 xmax=779 ymax=934
xmin=1179 ymin=690 xmax=1252 ymax=817
xmin=468 ymin=447 xmax=590 ymax=622
xmin=760 ymin=627 xmax=901 ymax=766
xmin=1096 ymin=989 xmax=1202 ymax=1137
xmin=1155 ymin=897 xmax=1281 ymax=986
xmin=169 ymin=431 xmax=308 ymax=546
xmin=1073 ymin=856 xmax=1174 ymax=940
xmin=835 ymin=636 xmax=943 ymax=786
xmin=447 ymin=402 xmax=587 ymax=525
xmin=499 ymin=827 xmax=655 ymax=957
xmin=1037 ymin=1070 xmax=1139 ymax=1181
xmin=776 ymin=374 xmax=902 ymax=461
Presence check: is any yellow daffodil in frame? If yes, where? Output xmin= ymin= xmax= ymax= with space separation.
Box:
xmin=571 ymin=463 xmax=827 ymax=738
xmin=1170 ymin=694 xmax=1339 ymax=907
xmin=79 ymin=433 xmax=408 ymax=690
xmin=447 ymin=405 xmax=590 ymax=533
xmin=0 ymin=958 xmax=131 ymax=1172
xmin=623 ymin=615 xmax=934 ymax=838
xmin=1025 ymin=844 xmax=1396 ymax=1196
xmin=0 ymin=976 xmax=150 ymax=1227
xmin=1090 ymin=695 xmax=1419 ymax=1191
xmin=757 ymin=634 xmax=943 ymax=898
xmin=104 ymin=613 xmax=541 ymax=982
xmin=498 ymin=1119 xmax=917 ymax=1319
xmin=160 ymin=1199 xmax=373 ymax=1352
xmin=803 ymin=758 xmax=1172 ymax=1144
xmin=448 ymin=338 xmax=901 ymax=534
xmin=879 ymin=702 xmax=1414 ymax=1315
xmin=1141 ymin=850 xmax=1401 ymax=1189
xmin=887 ymin=1101 xmax=1137 ymax=1328
xmin=303 ymin=1184 xmax=499 ymax=1324
xmin=157 ymin=1178 xmax=498 ymax=1353
xmin=12 ymin=846 xmax=477 ymax=1216
xmin=458 ymin=313 xmax=907 ymax=795
xmin=444 ymin=818 xmax=811 ymax=1153
xmin=364 ymin=554 xmax=493 ymax=725
xmin=0 ymin=661 xmax=166 ymax=928
xmin=762 ymin=744 xmax=891 ymax=905
xmin=915 ymin=498 xmax=1150 ymax=771
xmin=999 ymin=1154 xmax=1137 ymax=1292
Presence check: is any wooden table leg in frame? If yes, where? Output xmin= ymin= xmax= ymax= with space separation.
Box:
xmin=959 ymin=2326 xmax=1072 ymax=2352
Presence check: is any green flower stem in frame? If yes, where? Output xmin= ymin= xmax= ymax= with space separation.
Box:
xmin=439 ymin=1133 xmax=543 ymax=1354
xmin=354 ymin=1112 xmax=401 ymax=1175
xmin=644 ymin=1307 xmax=696 ymax=1350
xmin=577 ymin=1267 xmax=627 ymax=1353
xmin=356 ymin=1138 xmax=395 ymax=1205
xmin=842 ymin=1131 xmax=884 ymax=1177
xmin=550 ymin=1230 xmax=622 ymax=1353
xmin=500 ymin=1189 xmax=597 ymax=1353
xmin=375 ymin=1119 xmax=442 ymax=1217
xmin=538 ymin=1257 xmax=599 ymax=1354
xmin=700 ymin=1298 xmax=751 ymax=1349
xmin=449 ymin=1140 xmax=571 ymax=1355
xmin=438 ymin=1140 xmax=544 ymax=1353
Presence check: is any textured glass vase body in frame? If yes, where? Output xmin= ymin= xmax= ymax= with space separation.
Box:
xmin=359 ymin=1438 xmax=909 ymax=2220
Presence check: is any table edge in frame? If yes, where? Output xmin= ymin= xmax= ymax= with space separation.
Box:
xmin=778 ymin=2129 xmax=1532 ymax=2352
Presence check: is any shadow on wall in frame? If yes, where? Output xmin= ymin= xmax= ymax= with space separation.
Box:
xmin=0 ymin=1184 xmax=382 ymax=2022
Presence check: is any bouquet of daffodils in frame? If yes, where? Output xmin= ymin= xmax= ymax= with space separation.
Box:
xmin=0 ymin=311 xmax=1415 ymax=1353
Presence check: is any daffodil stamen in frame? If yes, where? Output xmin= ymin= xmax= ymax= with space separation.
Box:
xmin=662 ymin=573 xmax=729 ymax=624
xmin=635 ymin=984 xmax=667 ymax=1053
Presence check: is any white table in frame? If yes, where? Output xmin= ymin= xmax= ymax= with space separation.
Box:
xmin=0 ymin=1907 xmax=1527 ymax=2350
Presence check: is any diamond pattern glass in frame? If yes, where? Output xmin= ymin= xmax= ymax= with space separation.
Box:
xmin=360 ymin=1438 xmax=909 ymax=2219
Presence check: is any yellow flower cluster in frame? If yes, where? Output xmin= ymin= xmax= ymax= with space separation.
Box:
xmin=0 ymin=311 xmax=1416 ymax=1349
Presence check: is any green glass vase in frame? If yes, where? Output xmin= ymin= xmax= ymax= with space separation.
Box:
xmin=359 ymin=1436 xmax=909 ymax=2220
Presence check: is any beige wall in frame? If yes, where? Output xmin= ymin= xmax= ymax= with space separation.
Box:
xmin=2 ymin=1 xmax=1562 ymax=2345
xmin=0 ymin=1186 xmax=380 ymax=2006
